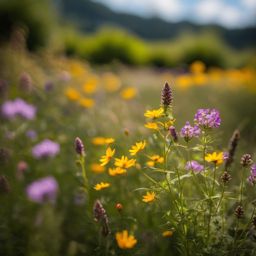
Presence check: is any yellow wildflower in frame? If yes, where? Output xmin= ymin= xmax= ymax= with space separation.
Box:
xmin=65 ymin=88 xmax=81 ymax=101
xmin=120 ymin=87 xmax=137 ymax=100
xmin=105 ymin=138 xmax=115 ymax=144
xmin=146 ymin=155 xmax=164 ymax=167
xmin=92 ymin=137 xmax=115 ymax=145
xmin=116 ymin=230 xmax=137 ymax=249
xmin=129 ymin=141 xmax=146 ymax=156
xmin=144 ymin=122 xmax=159 ymax=130
xmin=144 ymin=108 xmax=164 ymax=119
xmin=108 ymin=167 xmax=127 ymax=176
xmin=162 ymin=230 xmax=173 ymax=237
xmin=91 ymin=163 xmax=105 ymax=174
xmin=176 ymin=75 xmax=192 ymax=89
xmin=205 ymin=152 xmax=224 ymax=165
xmin=142 ymin=191 xmax=156 ymax=203
xmin=102 ymin=73 xmax=121 ymax=92
xmin=94 ymin=182 xmax=110 ymax=191
xmin=82 ymin=78 xmax=98 ymax=94
xmin=114 ymin=156 xmax=136 ymax=169
xmin=100 ymin=147 xmax=115 ymax=166
xmin=79 ymin=98 xmax=95 ymax=108
xmin=190 ymin=60 xmax=206 ymax=74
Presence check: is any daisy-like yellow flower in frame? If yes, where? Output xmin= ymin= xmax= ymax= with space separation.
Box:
xmin=144 ymin=122 xmax=159 ymax=130
xmin=94 ymin=182 xmax=110 ymax=191
xmin=82 ymin=78 xmax=98 ymax=94
xmin=146 ymin=155 xmax=164 ymax=167
xmin=162 ymin=230 xmax=173 ymax=237
xmin=102 ymin=73 xmax=121 ymax=92
xmin=142 ymin=191 xmax=156 ymax=203
xmin=129 ymin=141 xmax=146 ymax=156
xmin=144 ymin=108 xmax=164 ymax=119
xmin=92 ymin=137 xmax=115 ymax=145
xmin=90 ymin=163 xmax=105 ymax=173
xmin=65 ymin=88 xmax=81 ymax=101
xmin=115 ymin=230 xmax=137 ymax=249
xmin=120 ymin=87 xmax=137 ymax=100
xmin=108 ymin=167 xmax=127 ymax=176
xmin=205 ymin=152 xmax=224 ymax=165
xmin=114 ymin=156 xmax=136 ymax=169
xmin=79 ymin=98 xmax=95 ymax=108
xmin=100 ymin=147 xmax=115 ymax=166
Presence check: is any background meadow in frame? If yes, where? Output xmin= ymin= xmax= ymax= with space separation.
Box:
xmin=0 ymin=0 xmax=256 ymax=255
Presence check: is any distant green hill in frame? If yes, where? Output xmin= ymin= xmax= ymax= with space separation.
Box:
xmin=58 ymin=0 xmax=256 ymax=49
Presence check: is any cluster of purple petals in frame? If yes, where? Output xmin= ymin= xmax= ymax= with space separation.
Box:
xmin=26 ymin=176 xmax=58 ymax=203
xmin=32 ymin=139 xmax=60 ymax=159
xmin=248 ymin=164 xmax=256 ymax=185
xmin=194 ymin=109 xmax=221 ymax=129
xmin=1 ymin=98 xmax=36 ymax=120
xmin=180 ymin=121 xmax=201 ymax=141
xmin=185 ymin=161 xmax=204 ymax=173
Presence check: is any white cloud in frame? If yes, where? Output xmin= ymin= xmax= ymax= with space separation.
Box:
xmin=194 ymin=0 xmax=247 ymax=28
xmin=93 ymin=0 xmax=255 ymax=28
xmin=242 ymin=0 xmax=256 ymax=9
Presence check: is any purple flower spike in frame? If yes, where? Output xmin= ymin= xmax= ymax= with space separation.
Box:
xmin=180 ymin=121 xmax=201 ymax=142
xmin=194 ymin=109 xmax=221 ymax=129
xmin=32 ymin=139 xmax=60 ymax=159
xmin=185 ymin=161 xmax=204 ymax=173
xmin=248 ymin=164 xmax=256 ymax=185
xmin=1 ymin=98 xmax=36 ymax=120
xmin=26 ymin=176 xmax=58 ymax=203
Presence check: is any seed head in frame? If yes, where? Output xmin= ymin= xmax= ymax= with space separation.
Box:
xmin=75 ymin=137 xmax=85 ymax=156
xmin=235 ymin=205 xmax=244 ymax=219
xmin=240 ymin=154 xmax=253 ymax=167
xmin=161 ymin=82 xmax=172 ymax=109
xmin=93 ymin=200 xmax=110 ymax=236
xmin=221 ymin=171 xmax=232 ymax=184
xmin=169 ymin=126 xmax=178 ymax=142
xmin=225 ymin=130 xmax=240 ymax=170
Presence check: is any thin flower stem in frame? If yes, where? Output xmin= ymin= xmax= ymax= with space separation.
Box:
xmin=239 ymin=167 xmax=245 ymax=203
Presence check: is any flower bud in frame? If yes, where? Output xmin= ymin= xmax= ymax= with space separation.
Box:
xmin=240 ymin=154 xmax=253 ymax=167
xmin=75 ymin=137 xmax=85 ymax=156
xmin=235 ymin=205 xmax=244 ymax=219
xmin=169 ymin=126 xmax=178 ymax=142
xmin=161 ymin=82 xmax=172 ymax=110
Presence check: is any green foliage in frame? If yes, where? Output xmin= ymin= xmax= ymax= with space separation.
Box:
xmin=0 ymin=0 xmax=56 ymax=50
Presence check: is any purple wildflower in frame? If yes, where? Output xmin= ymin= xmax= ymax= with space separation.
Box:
xmin=185 ymin=161 xmax=204 ymax=173
xmin=169 ymin=126 xmax=178 ymax=142
xmin=26 ymin=129 xmax=37 ymax=140
xmin=248 ymin=164 xmax=256 ymax=185
xmin=194 ymin=109 xmax=221 ymax=129
xmin=26 ymin=176 xmax=58 ymax=203
xmin=32 ymin=139 xmax=60 ymax=159
xmin=1 ymin=98 xmax=36 ymax=120
xmin=180 ymin=121 xmax=201 ymax=142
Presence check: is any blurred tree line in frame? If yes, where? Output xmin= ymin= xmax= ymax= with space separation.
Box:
xmin=0 ymin=0 xmax=255 ymax=68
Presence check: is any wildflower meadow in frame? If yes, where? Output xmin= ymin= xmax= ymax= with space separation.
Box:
xmin=1 ymin=1 xmax=256 ymax=255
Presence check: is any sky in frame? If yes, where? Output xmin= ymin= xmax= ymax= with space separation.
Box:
xmin=93 ymin=0 xmax=256 ymax=28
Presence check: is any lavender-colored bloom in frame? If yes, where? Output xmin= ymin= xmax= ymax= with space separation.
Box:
xmin=251 ymin=164 xmax=256 ymax=176
xmin=223 ymin=152 xmax=229 ymax=160
xmin=194 ymin=109 xmax=221 ymax=129
xmin=248 ymin=164 xmax=256 ymax=185
xmin=26 ymin=129 xmax=37 ymax=140
xmin=1 ymin=98 xmax=36 ymax=120
xmin=26 ymin=176 xmax=58 ymax=203
xmin=180 ymin=121 xmax=201 ymax=142
xmin=185 ymin=161 xmax=204 ymax=173
xmin=32 ymin=139 xmax=60 ymax=159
